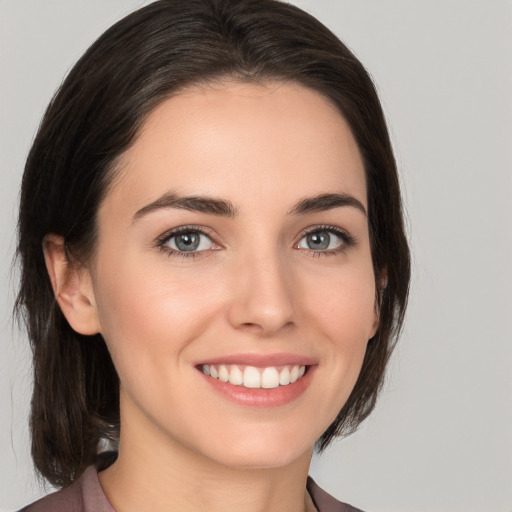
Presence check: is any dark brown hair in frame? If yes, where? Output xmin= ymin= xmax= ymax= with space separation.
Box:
xmin=16 ymin=0 xmax=410 ymax=488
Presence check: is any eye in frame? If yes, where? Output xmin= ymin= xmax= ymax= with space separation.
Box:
xmin=160 ymin=228 xmax=216 ymax=254
xmin=296 ymin=227 xmax=353 ymax=253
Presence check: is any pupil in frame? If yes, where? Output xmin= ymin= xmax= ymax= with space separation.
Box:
xmin=307 ymin=231 xmax=329 ymax=250
xmin=176 ymin=233 xmax=199 ymax=251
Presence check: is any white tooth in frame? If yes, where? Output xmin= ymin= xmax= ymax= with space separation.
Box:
xmin=229 ymin=365 xmax=243 ymax=385
xmin=218 ymin=365 xmax=229 ymax=382
xmin=298 ymin=365 xmax=306 ymax=378
xmin=290 ymin=365 xmax=300 ymax=383
xmin=279 ymin=367 xmax=290 ymax=385
xmin=202 ymin=365 xmax=210 ymax=376
xmin=243 ymin=366 xmax=261 ymax=388
xmin=261 ymin=367 xmax=280 ymax=389
xmin=210 ymin=365 xmax=219 ymax=379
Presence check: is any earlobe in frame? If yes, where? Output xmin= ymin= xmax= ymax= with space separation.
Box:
xmin=370 ymin=269 xmax=388 ymax=339
xmin=369 ymin=307 xmax=380 ymax=340
xmin=43 ymin=233 xmax=101 ymax=335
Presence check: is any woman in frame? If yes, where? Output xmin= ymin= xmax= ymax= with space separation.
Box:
xmin=16 ymin=1 xmax=410 ymax=511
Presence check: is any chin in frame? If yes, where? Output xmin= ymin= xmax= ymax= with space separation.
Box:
xmin=188 ymin=427 xmax=315 ymax=471
xmin=210 ymin=447 xmax=311 ymax=471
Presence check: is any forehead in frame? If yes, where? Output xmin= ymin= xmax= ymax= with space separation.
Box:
xmin=103 ymin=80 xmax=367 ymax=219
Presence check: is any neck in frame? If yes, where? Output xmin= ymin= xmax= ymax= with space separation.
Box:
xmin=100 ymin=442 xmax=313 ymax=512
xmin=99 ymin=396 xmax=314 ymax=512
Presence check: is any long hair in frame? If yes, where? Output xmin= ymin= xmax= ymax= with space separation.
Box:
xmin=16 ymin=0 xmax=410 ymax=488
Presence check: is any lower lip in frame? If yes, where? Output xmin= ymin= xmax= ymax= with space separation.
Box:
xmin=199 ymin=366 xmax=316 ymax=408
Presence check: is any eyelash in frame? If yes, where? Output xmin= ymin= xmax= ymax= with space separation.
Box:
xmin=155 ymin=224 xmax=356 ymax=259
xmin=156 ymin=225 xmax=218 ymax=259
xmin=296 ymin=225 xmax=356 ymax=257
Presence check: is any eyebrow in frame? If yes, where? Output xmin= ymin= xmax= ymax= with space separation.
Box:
xmin=133 ymin=192 xmax=238 ymax=222
xmin=133 ymin=191 xmax=366 ymax=222
xmin=287 ymin=193 xmax=367 ymax=216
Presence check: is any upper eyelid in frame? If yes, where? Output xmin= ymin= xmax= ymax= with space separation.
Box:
xmin=295 ymin=224 xmax=356 ymax=250
xmin=154 ymin=223 xmax=355 ymax=249
xmin=156 ymin=225 xmax=218 ymax=244
xmin=297 ymin=224 xmax=353 ymax=239
xmin=155 ymin=226 xmax=220 ymax=258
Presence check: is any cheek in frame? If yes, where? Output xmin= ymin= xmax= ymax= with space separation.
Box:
xmin=92 ymin=260 xmax=222 ymax=378
xmin=330 ymin=278 xmax=376 ymax=372
xmin=301 ymin=258 xmax=377 ymax=341
xmin=299 ymin=260 xmax=376 ymax=408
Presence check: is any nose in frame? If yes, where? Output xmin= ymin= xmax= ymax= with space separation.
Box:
xmin=226 ymin=249 xmax=296 ymax=336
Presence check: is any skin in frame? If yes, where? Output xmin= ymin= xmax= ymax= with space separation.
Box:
xmin=45 ymin=81 xmax=378 ymax=512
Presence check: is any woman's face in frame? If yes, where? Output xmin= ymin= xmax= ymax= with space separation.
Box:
xmin=87 ymin=81 xmax=377 ymax=469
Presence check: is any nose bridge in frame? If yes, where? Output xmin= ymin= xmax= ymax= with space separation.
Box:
xmin=227 ymin=241 xmax=296 ymax=335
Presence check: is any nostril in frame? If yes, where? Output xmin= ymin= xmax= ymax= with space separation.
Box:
xmin=238 ymin=322 xmax=264 ymax=333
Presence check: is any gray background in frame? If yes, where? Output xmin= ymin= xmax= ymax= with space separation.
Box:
xmin=1 ymin=1 xmax=511 ymax=511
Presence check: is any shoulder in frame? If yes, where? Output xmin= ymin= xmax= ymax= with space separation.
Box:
xmin=17 ymin=465 xmax=114 ymax=512
xmin=307 ymin=477 xmax=365 ymax=512
xmin=17 ymin=481 xmax=83 ymax=512
xmin=18 ymin=459 xmax=362 ymax=512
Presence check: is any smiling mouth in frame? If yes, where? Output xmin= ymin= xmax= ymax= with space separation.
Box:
xmin=200 ymin=364 xmax=307 ymax=389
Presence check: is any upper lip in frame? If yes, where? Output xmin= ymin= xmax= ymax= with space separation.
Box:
xmin=196 ymin=353 xmax=318 ymax=367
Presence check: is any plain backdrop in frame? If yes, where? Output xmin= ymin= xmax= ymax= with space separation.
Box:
xmin=1 ymin=1 xmax=511 ymax=511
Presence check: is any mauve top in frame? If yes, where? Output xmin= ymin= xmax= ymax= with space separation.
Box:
xmin=19 ymin=453 xmax=363 ymax=512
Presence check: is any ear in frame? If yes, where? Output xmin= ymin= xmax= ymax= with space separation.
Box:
xmin=43 ymin=233 xmax=101 ymax=335
xmin=370 ymin=268 xmax=388 ymax=339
